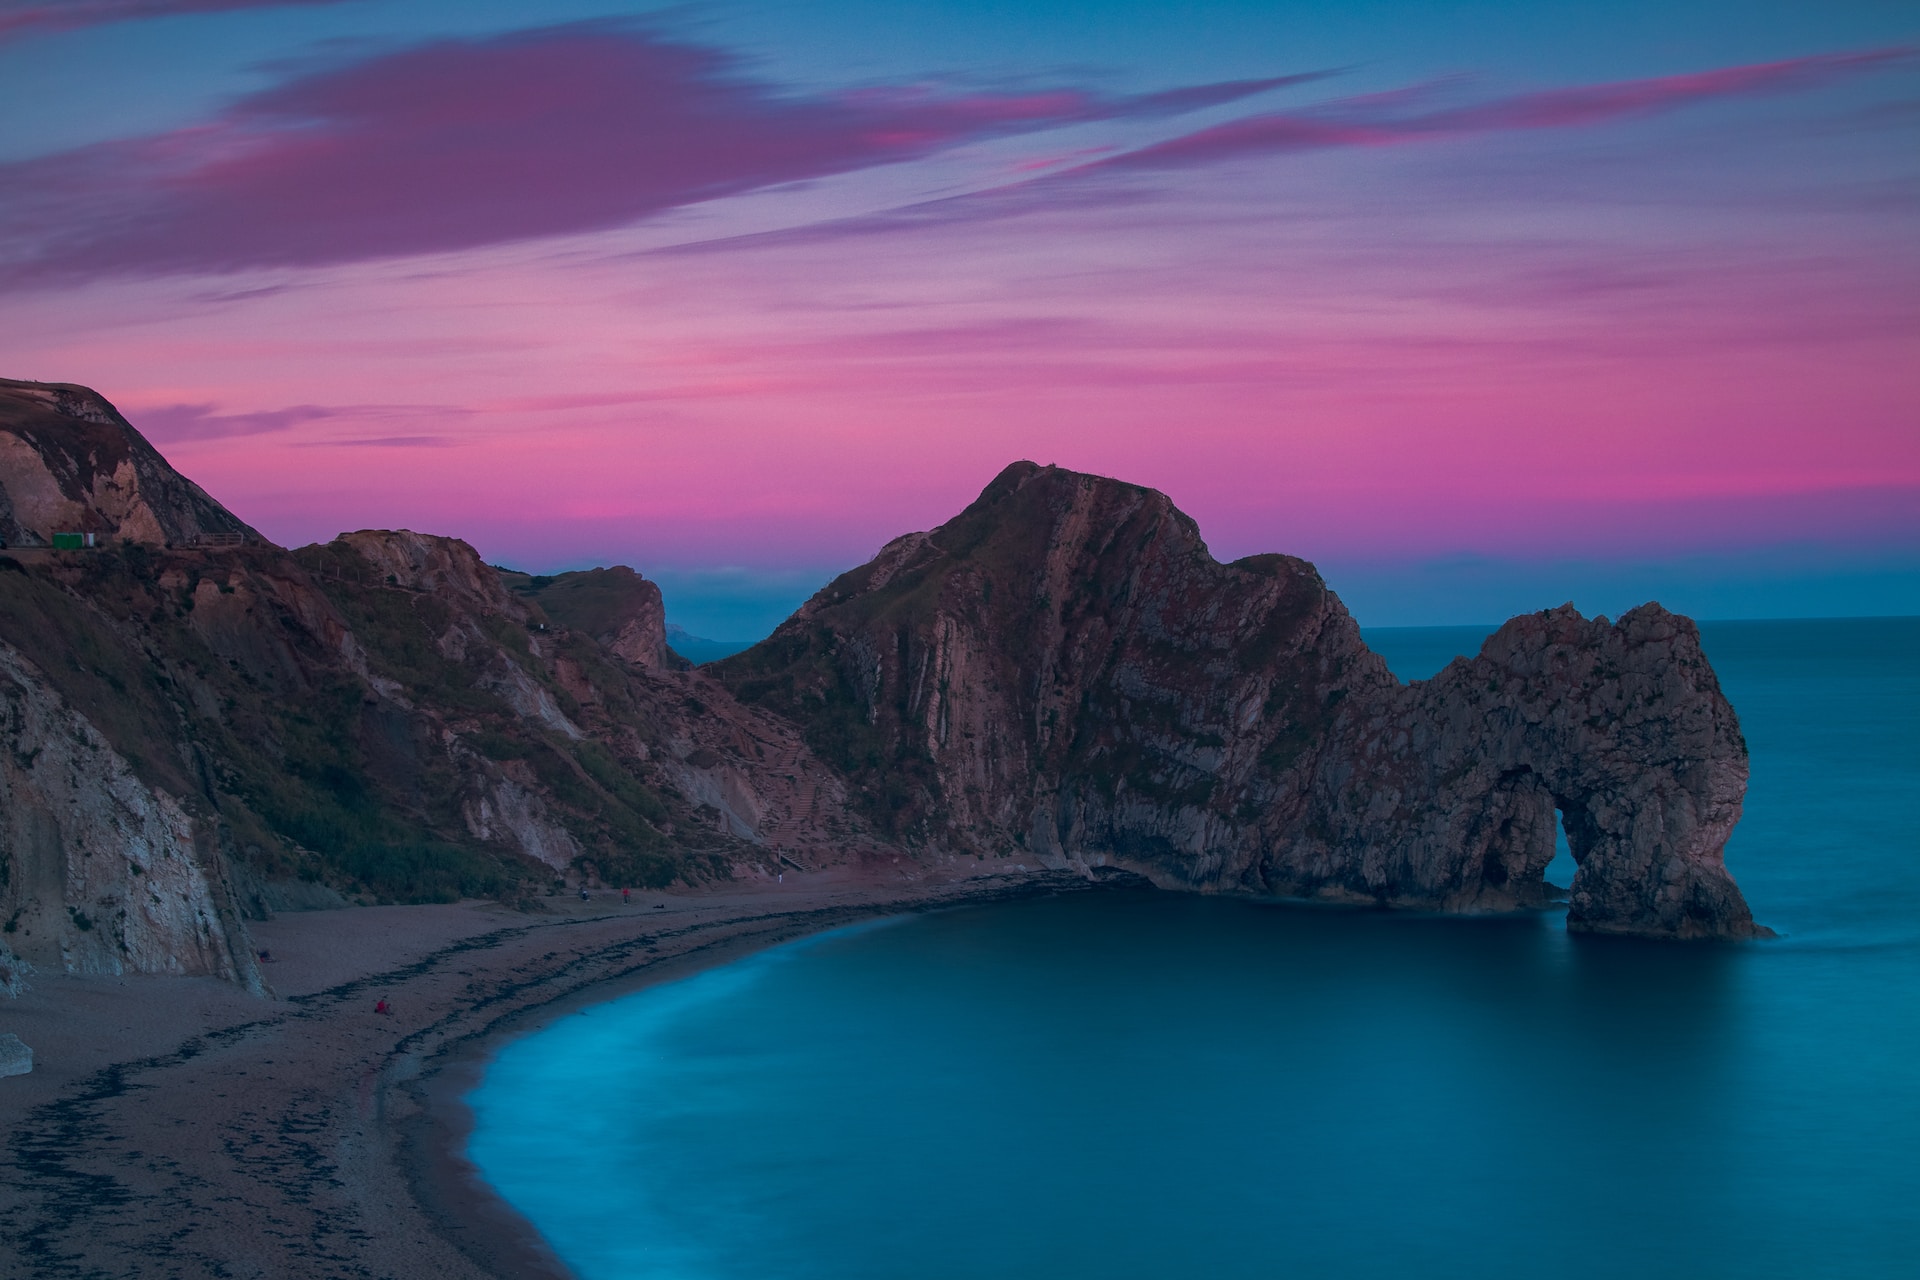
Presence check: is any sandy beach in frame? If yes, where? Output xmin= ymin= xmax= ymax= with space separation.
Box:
xmin=0 ymin=863 xmax=1113 ymax=1279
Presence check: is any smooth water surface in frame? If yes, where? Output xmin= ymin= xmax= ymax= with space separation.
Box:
xmin=469 ymin=618 xmax=1920 ymax=1279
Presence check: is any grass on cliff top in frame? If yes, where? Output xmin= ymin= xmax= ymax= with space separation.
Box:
xmin=499 ymin=566 xmax=657 ymax=641
xmin=310 ymin=545 xmax=694 ymax=884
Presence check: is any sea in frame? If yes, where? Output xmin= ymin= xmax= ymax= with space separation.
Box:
xmin=466 ymin=617 xmax=1920 ymax=1280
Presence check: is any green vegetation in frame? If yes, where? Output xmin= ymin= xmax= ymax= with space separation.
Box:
xmin=512 ymin=566 xmax=654 ymax=639
xmin=718 ymin=623 xmax=943 ymax=839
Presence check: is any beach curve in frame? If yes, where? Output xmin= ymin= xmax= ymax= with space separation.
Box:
xmin=0 ymin=867 xmax=1120 ymax=1279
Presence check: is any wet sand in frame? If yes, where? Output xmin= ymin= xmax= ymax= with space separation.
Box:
xmin=0 ymin=864 xmax=1109 ymax=1278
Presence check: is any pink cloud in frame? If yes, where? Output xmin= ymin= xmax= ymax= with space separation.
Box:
xmin=2 ymin=34 xmax=1909 ymax=605
xmin=1096 ymin=47 xmax=1915 ymax=170
xmin=136 ymin=400 xmax=338 ymax=441
xmin=0 ymin=23 xmax=1305 ymax=284
xmin=130 ymin=398 xmax=477 ymax=443
xmin=1422 ymin=48 xmax=1917 ymax=130
xmin=0 ymin=0 xmax=347 ymax=44
xmin=294 ymin=434 xmax=453 ymax=449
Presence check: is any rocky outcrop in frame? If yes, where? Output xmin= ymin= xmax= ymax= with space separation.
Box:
xmin=0 ymin=379 xmax=1766 ymax=964
xmin=0 ymin=641 xmax=265 ymax=990
xmin=715 ymin=461 xmax=1763 ymax=938
xmin=0 ymin=380 xmax=887 ymax=987
xmin=1301 ymin=605 xmax=1758 ymax=937
xmin=0 ymin=941 xmax=28 ymax=997
xmin=507 ymin=566 xmax=676 ymax=669
xmin=0 ymin=378 xmax=259 ymax=547
xmin=331 ymin=528 xmax=525 ymax=616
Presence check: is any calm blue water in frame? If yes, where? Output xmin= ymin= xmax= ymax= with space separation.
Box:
xmin=469 ymin=618 xmax=1920 ymax=1279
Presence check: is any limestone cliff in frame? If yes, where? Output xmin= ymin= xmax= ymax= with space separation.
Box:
xmin=714 ymin=461 xmax=1763 ymax=938
xmin=1302 ymin=605 xmax=1758 ymax=937
xmin=0 ymin=378 xmax=259 ymax=548
xmin=0 ymin=382 xmax=881 ymax=998
xmin=0 ymin=641 xmax=265 ymax=991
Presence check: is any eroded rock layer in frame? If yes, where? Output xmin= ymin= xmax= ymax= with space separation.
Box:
xmin=0 ymin=378 xmax=258 ymax=548
xmin=0 ymin=641 xmax=264 ymax=990
xmin=0 ymin=385 xmax=878 ymax=990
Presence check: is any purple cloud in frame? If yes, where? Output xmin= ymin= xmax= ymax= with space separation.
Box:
xmin=0 ymin=23 xmax=1307 ymax=284
xmin=295 ymin=435 xmax=454 ymax=449
xmin=136 ymin=401 xmax=337 ymax=441
xmin=0 ymin=0 xmax=348 ymax=44
xmin=135 ymin=400 xmax=470 ymax=442
xmin=1096 ymin=48 xmax=1915 ymax=170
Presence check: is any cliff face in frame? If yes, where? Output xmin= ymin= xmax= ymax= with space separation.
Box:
xmin=1299 ymin=605 xmax=1757 ymax=937
xmin=0 ymin=378 xmax=259 ymax=548
xmin=0 ymin=383 xmax=882 ymax=993
xmin=714 ymin=462 xmax=1763 ymax=938
xmin=501 ymin=565 xmax=677 ymax=670
xmin=714 ymin=461 xmax=1375 ymax=856
xmin=0 ymin=641 xmax=264 ymax=992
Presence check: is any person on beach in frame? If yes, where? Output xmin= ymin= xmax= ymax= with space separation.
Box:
xmin=374 ymin=998 xmax=389 ymax=1015
xmin=623 ymin=887 xmax=631 ymax=904
xmin=580 ymin=886 xmax=590 ymax=901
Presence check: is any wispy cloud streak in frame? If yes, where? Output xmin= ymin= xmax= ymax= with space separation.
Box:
xmin=135 ymin=399 xmax=470 ymax=442
xmin=1094 ymin=48 xmax=1914 ymax=170
xmin=0 ymin=22 xmax=1311 ymax=284
xmin=0 ymin=0 xmax=347 ymax=44
xmin=136 ymin=401 xmax=337 ymax=441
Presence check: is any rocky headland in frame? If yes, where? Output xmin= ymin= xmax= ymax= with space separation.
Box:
xmin=0 ymin=379 xmax=887 ymax=998
xmin=714 ymin=460 xmax=1761 ymax=939
xmin=0 ymin=378 xmax=1763 ymax=999
xmin=0 ymin=375 xmax=1770 ymax=1278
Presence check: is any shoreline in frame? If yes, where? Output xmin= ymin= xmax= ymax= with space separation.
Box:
xmin=0 ymin=865 xmax=1120 ymax=1278
xmin=403 ymin=896 xmax=913 ymax=1280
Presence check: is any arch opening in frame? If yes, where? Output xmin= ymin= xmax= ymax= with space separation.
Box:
xmin=1543 ymin=807 xmax=1579 ymax=897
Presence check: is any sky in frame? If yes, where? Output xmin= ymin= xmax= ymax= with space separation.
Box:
xmin=1 ymin=1 xmax=1914 ymax=637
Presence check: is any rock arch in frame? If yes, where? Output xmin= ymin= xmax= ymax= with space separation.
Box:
xmin=1309 ymin=604 xmax=1764 ymax=938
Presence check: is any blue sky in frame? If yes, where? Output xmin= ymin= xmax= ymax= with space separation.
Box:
xmin=1 ymin=1 xmax=1914 ymax=637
